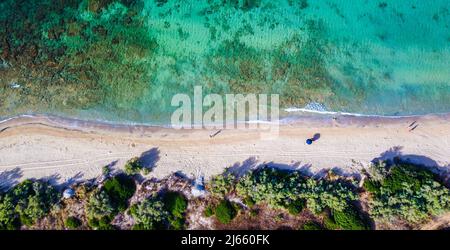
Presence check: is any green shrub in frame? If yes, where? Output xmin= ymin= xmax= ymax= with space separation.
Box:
xmin=163 ymin=192 xmax=188 ymax=229
xmin=0 ymin=195 xmax=19 ymax=230
xmin=65 ymin=216 xmax=82 ymax=229
xmin=204 ymin=205 xmax=214 ymax=217
xmin=102 ymin=174 xmax=136 ymax=212
xmin=236 ymin=168 xmax=358 ymax=214
xmin=98 ymin=216 xmax=115 ymax=230
xmin=331 ymin=208 xmax=369 ymax=230
xmin=163 ymin=192 xmax=187 ymax=218
xmin=301 ymin=221 xmax=323 ymax=230
xmin=323 ymin=215 xmax=339 ymax=230
xmin=383 ymin=164 xmax=434 ymax=193
xmin=365 ymin=162 xmax=450 ymax=223
xmin=129 ymin=198 xmax=169 ymax=230
xmin=0 ymin=180 xmax=59 ymax=228
xmin=168 ymin=217 xmax=185 ymax=230
xmin=286 ymin=199 xmax=306 ymax=215
xmin=124 ymin=158 xmax=144 ymax=176
xmin=86 ymin=189 xmax=115 ymax=229
xmin=215 ymin=200 xmax=237 ymax=224
xmin=207 ymin=174 xmax=235 ymax=197
xmin=236 ymin=168 xmax=298 ymax=208
xmin=243 ymin=197 xmax=256 ymax=208
xmin=102 ymin=166 xmax=111 ymax=176
xmin=88 ymin=216 xmax=115 ymax=230
xmin=363 ymin=179 xmax=380 ymax=193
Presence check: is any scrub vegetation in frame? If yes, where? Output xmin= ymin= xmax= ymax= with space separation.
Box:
xmin=363 ymin=159 xmax=450 ymax=224
xmin=0 ymin=157 xmax=448 ymax=230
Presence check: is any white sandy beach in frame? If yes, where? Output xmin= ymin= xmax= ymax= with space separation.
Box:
xmin=0 ymin=114 xmax=449 ymax=188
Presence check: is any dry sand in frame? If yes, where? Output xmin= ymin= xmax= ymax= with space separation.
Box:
xmin=0 ymin=114 xmax=449 ymax=188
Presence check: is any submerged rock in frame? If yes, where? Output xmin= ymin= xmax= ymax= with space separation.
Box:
xmin=88 ymin=0 xmax=114 ymax=13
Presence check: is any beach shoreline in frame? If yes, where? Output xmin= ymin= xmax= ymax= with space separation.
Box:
xmin=0 ymin=112 xmax=449 ymax=189
xmin=2 ymin=110 xmax=450 ymax=132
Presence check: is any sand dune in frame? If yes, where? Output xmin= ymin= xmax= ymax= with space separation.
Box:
xmin=0 ymin=114 xmax=449 ymax=188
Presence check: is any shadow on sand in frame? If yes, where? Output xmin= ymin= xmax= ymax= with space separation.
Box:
xmin=139 ymin=148 xmax=160 ymax=172
xmin=0 ymin=168 xmax=23 ymax=191
xmin=43 ymin=172 xmax=85 ymax=190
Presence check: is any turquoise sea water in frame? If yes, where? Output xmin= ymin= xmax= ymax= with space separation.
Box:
xmin=1 ymin=0 xmax=449 ymax=124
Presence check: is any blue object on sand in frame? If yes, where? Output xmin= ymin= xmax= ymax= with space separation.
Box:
xmin=306 ymin=139 xmax=313 ymax=145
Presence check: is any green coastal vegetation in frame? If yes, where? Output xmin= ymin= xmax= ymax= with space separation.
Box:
xmin=363 ymin=160 xmax=450 ymax=224
xmin=0 ymin=157 xmax=449 ymax=230
xmin=128 ymin=191 xmax=188 ymax=230
xmin=0 ymin=180 xmax=59 ymax=229
xmin=86 ymin=174 xmax=136 ymax=229
xmin=124 ymin=157 xmax=150 ymax=176
xmin=206 ymin=167 xmax=369 ymax=229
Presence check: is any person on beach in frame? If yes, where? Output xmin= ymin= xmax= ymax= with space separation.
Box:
xmin=408 ymin=121 xmax=419 ymax=132
xmin=306 ymin=133 xmax=321 ymax=145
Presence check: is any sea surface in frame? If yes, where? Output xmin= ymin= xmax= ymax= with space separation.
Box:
xmin=1 ymin=0 xmax=449 ymax=125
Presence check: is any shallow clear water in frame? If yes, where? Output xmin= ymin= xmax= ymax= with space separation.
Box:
xmin=1 ymin=0 xmax=450 ymax=124
xmin=139 ymin=0 xmax=450 ymax=116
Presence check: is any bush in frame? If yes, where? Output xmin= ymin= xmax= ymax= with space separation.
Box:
xmin=236 ymin=167 xmax=358 ymax=214
xmin=363 ymin=179 xmax=380 ymax=193
xmin=102 ymin=174 xmax=136 ymax=212
xmin=301 ymin=221 xmax=323 ymax=230
xmin=163 ymin=192 xmax=188 ymax=218
xmin=0 ymin=180 xmax=60 ymax=228
xmin=86 ymin=175 xmax=136 ymax=230
xmin=323 ymin=215 xmax=339 ymax=230
xmin=102 ymin=166 xmax=111 ymax=176
xmin=124 ymin=158 xmax=145 ymax=176
xmin=163 ymin=192 xmax=188 ymax=229
xmin=331 ymin=208 xmax=369 ymax=230
xmin=215 ymin=200 xmax=237 ymax=224
xmin=85 ymin=189 xmax=115 ymax=229
xmin=168 ymin=217 xmax=185 ymax=230
xmin=236 ymin=168 xmax=293 ymax=208
xmin=383 ymin=164 xmax=434 ymax=193
xmin=65 ymin=216 xmax=82 ymax=229
xmin=365 ymin=162 xmax=450 ymax=223
xmin=129 ymin=198 xmax=169 ymax=230
xmin=286 ymin=199 xmax=306 ymax=215
xmin=0 ymin=195 xmax=19 ymax=230
xmin=243 ymin=197 xmax=256 ymax=208
xmin=204 ymin=205 xmax=214 ymax=217
xmin=207 ymin=174 xmax=235 ymax=197
xmin=88 ymin=216 xmax=115 ymax=230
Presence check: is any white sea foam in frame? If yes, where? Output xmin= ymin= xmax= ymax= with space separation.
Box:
xmin=284 ymin=106 xmax=426 ymax=119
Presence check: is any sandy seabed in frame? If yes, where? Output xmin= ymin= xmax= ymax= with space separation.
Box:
xmin=0 ymin=113 xmax=449 ymax=188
